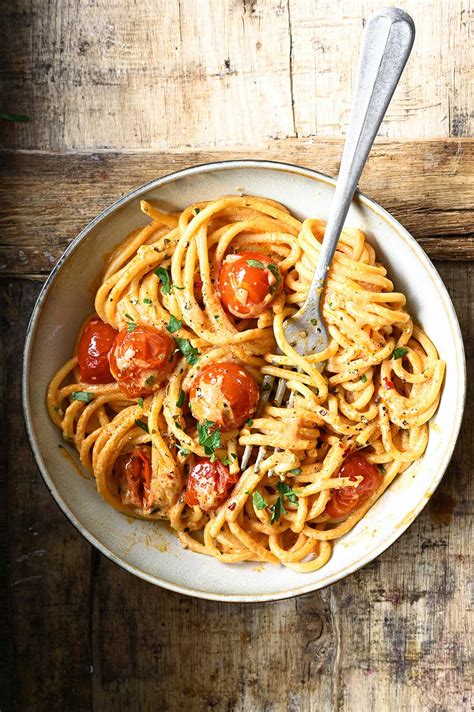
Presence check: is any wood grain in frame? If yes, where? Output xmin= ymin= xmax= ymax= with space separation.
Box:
xmin=0 ymin=138 xmax=472 ymax=281
xmin=2 ymin=263 xmax=471 ymax=712
xmin=0 ymin=0 xmax=471 ymax=151
xmin=1 ymin=0 xmax=472 ymax=710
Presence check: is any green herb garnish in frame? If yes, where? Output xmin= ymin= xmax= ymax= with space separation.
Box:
xmin=71 ymin=391 xmax=94 ymax=403
xmin=178 ymin=447 xmax=190 ymax=457
xmin=166 ymin=315 xmax=182 ymax=333
xmin=252 ymin=491 xmax=267 ymax=510
xmin=197 ymin=419 xmax=221 ymax=457
xmin=174 ymin=337 xmax=200 ymax=365
xmin=138 ymin=397 xmax=144 ymax=408
xmin=289 ymin=468 xmax=302 ymax=475
xmin=0 ymin=112 xmax=30 ymax=122
xmin=360 ymin=374 xmax=368 ymax=384
xmin=270 ymin=481 xmax=299 ymax=523
xmin=379 ymin=464 xmax=386 ymax=474
xmin=246 ymin=259 xmax=265 ymax=269
xmin=246 ymin=419 xmax=254 ymax=427
xmin=221 ymin=456 xmax=233 ymax=466
xmin=193 ymin=207 xmax=200 ymax=215
xmin=392 ymin=347 xmax=408 ymax=360
xmin=135 ymin=419 xmax=149 ymax=433
xmin=143 ymin=297 xmax=153 ymax=305
xmin=176 ymin=389 xmax=186 ymax=408
xmin=267 ymin=263 xmax=280 ymax=280
xmin=154 ymin=266 xmax=171 ymax=295
xmin=126 ymin=322 xmax=136 ymax=332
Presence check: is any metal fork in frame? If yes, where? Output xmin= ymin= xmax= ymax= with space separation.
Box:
xmin=241 ymin=7 xmax=415 ymax=473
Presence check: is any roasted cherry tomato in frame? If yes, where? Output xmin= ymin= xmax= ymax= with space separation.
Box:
xmin=185 ymin=457 xmax=239 ymax=511
xmin=77 ymin=316 xmax=118 ymax=383
xmin=109 ymin=324 xmax=176 ymax=398
xmin=218 ymin=251 xmax=282 ymax=318
xmin=189 ymin=361 xmax=259 ymax=430
xmin=325 ymin=453 xmax=383 ymax=519
xmin=115 ymin=447 xmax=153 ymax=511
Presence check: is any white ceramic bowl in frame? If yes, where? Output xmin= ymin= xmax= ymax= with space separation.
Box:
xmin=23 ymin=161 xmax=466 ymax=602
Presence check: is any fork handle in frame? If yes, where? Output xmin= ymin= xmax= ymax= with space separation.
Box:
xmin=306 ymin=7 xmax=415 ymax=301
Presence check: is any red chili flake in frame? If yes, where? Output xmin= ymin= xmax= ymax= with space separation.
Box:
xmin=227 ymin=501 xmax=236 ymax=511
xmin=383 ymin=377 xmax=395 ymax=390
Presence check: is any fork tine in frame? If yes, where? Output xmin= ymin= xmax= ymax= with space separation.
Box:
xmin=240 ymin=374 xmax=275 ymax=471
xmin=240 ymin=370 xmax=294 ymax=473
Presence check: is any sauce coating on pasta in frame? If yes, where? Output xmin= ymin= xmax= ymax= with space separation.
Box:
xmin=47 ymin=195 xmax=445 ymax=571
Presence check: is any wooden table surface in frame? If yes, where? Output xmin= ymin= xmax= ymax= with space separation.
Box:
xmin=1 ymin=2 xmax=472 ymax=711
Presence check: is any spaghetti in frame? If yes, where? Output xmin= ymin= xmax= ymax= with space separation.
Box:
xmin=47 ymin=196 xmax=445 ymax=571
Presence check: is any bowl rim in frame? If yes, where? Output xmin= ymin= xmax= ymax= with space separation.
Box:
xmin=22 ymin=159 xmax=466 ymax=602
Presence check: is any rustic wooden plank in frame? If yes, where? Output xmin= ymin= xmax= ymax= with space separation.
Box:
xmin=289 ymin=0 xmax=473 ymax=140
xmin=1 ymin=280 xmax=93 ymax=711
xmin=91 ymin=562 xmax=337 ymax=711
xmin=0 ymin=284 xmax=13 ymax=709
xmin=0 ymin=0 xmax=471 ymax=151
xmin=0 ymin=139 xmax=472 ymax=281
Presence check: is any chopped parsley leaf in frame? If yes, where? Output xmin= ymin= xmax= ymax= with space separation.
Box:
xmin=289 ymin=467 xmax=302 ymax=475
xmin=166 ymin=315 xmax=182 ymax=333
xmin=267 ymin=263 xmax=280 ymax=280
xmin=197 ymin=419 xmax=221 ymax=457
xmin=392 ymin=347 xmax=409 ymax=360
xmin=246 ymin=259 xmax=265 ymax=269
xmin=143 ymin=297 xmax=153 ymax=305
xmin=126 ymin=322 xmax=136 ymax=332
xmin=193 ymin=207 xmax=200 ymax=215
xmin=270 ymin=481 xmax=299 ymax=523
xmin=174 ymin=337 xmax=200 ymax=365
xmin=71 ymin=391 xmax=94 ymax=403
xmin=379 ymin=464 xmax=386 ymax=474
xmin=220 ymin=456 xmax=232 ymax=466
xmin=154 ymin=266 xmax=171 ymax=294
xmin=246 ymin=419 xmax=254 ymax=427
xmin=360 ymin=374 xmax=368 ymax=384
xmin=178 ymin=447 xmax=190 ymax=457
xmin=135 ymin=419 xmax=149 ymax=433
xmin=176 ymin=389 xmax=186 ymax=408
xmin=278 ymin=480 xmax=298 ymax=504
xmin=0 ymin=112 xmax=30 ymax=122
xmin=270 ymin=496 xmax=284 ymax=523
xmin=252 ymin=491 xmax=267 ymax=510
xmin=138 ymin=397 xmax=144 ymax=408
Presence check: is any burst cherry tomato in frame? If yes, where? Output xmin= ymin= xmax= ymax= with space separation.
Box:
xmin=218 ymin=251 xmax=282 ymax=318
xmin=114 ymin=447 xmax=153 ymax=511
xmin=109 ymin=324 xmax=176 ymax=398
xmin=77 ymin=316 xmax=118 ymax=383
xmin=325 ymin=453 xmax=383 ymax=519
xmin=189 ymin=362 xmax=259 ymax=431
xmin=185 ymin=457 xmax=239 ymax=511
